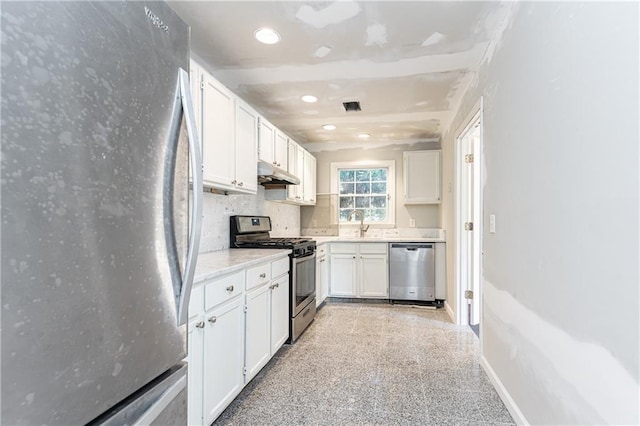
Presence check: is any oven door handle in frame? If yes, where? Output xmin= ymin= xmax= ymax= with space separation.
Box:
xmin=294 ymin=252 xmax=316 ymax=262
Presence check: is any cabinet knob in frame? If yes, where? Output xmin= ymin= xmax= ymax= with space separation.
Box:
xmin=231 ymin=180 xmax=237 ymax=185
xmin=274 ymin=283 xmax=279 ymax=288
xmin=273 ymin=161 xmax=277 ymax=165
xmin=195 ymin=321 xmax=205 ymax=329
xmin=277 ymin=163 xmax=281 ymax=167
xmin=208 ymin=316 xmax=217 ymax=324
xmin=260 ymin=272 xmax=267 ymax=279
xmin=226 ymin=285 xmax=234 ymax=292
xmin=353 ymin=256 xmax=356 ymax=259
xmin=238 ymin=181 xmax=244 ymax=187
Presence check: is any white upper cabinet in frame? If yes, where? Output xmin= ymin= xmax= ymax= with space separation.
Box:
xmin=201 ymin=71 xmax=235 ymax=190
xmin=234 ymin=100 xmax=258 ymax=193
xmin=274 ymin=130 xmax=289 ymax=172
xmin=403 ymin=150 xmax=441 ymax=204
xmin=258 ymin=118 xmax=276 ymax=165
xmin=303 ymin=150 xmax=316 ymax=205
xmin=192 ymin=60 xmax=257 ymax=194
xmin=286 ymin=139 xmax=302 ymax=202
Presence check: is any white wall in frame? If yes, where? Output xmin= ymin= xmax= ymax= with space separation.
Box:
xmin=311 ymin=142 xmax=441 ymax=228
xmin=198 ymin=186 xmax=300 ymax=253
xmin=441 ymin=2 xmax=639 ymax=424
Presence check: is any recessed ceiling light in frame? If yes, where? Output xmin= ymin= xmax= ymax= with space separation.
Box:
xmin=322 ymin=124 xmax=336 ymax=131
xmin=254 ymin=28 xmax=280 ymax=45
xmin=301 ymin=95 xmax=318 ymax=103
xmin=358 ymin=133 xmax=371 ymax=139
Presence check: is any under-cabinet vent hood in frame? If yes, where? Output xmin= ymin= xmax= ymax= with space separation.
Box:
xmin=257 ymin=160 xmax=300 ymax=186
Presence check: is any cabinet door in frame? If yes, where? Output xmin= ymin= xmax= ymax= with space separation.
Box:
xmin=245 ymin=284 xmax=271 ymax=383
xmin=203 ymin=297 xmax=244 ymax=425
xmin=258 ymin=118 xmax=275 ymax=164
xmin=404 ymin=150 xmax=441 ymax=204
xmin=303 ymin=151 xmax=316 ymax=205
xmin=234 ymin=100 xmax=258 ymax=193
xmin=187 ymin=315 xmax=204 ymax=426
xmin=329 ymin=254 xmax=357 ymax=297
xmin=360 ymin=254 xmax=389 ymax=298
xmin=201 ymin=72 xmax=234 ymax=189
xmin=270 ymin=274 xmax=289 ymax=355
xmin=316 ymin=255 xmax=329 ymax=306
xmin=286 ymin=140 xmax=299 ymax=201
xmin=274 ymin=130 xmax=288 ymax=170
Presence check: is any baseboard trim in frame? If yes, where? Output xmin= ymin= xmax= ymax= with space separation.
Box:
xmin=480 ymin=355 xmax=529 ymax=426
xmin=444 ymin=300 xmax=455 ymax=322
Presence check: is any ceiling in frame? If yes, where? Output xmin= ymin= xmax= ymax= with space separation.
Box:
xmin=168 ymin=1 xmax=510 ymax=151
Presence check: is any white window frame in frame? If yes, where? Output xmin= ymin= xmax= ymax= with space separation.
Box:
xmin=330 ymin=160 xmax=395 ymax=227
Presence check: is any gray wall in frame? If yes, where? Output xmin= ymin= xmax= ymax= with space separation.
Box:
xmin=441 ymin=2 xmax=639 ymax=424
xmin=311 ymin=142 xmax=441 ymax=228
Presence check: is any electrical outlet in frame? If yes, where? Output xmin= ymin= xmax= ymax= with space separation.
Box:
xmin=409 ymin=218 xmax=416 ymax=227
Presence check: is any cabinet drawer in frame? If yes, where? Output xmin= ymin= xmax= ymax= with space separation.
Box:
xmin=316 ymin=244 xmax=328 ymax=256
xmin=189 ymin=285 xmax=204 ymax=317
xmin=359 ymin=243 xmax=387 ymax=254
xmin=271 ymin=256 xmax=289 ymax=278
xmin=246 ymin=263 xmax=271 ymax=291
xmin=330 ymin=243 xmax=357 ymax=254
xmin=205 ymin=271 xmax=244 ymax=310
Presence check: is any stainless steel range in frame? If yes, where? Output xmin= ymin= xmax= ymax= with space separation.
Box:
xmin=230 ymin=216 xmax=316 ymax=342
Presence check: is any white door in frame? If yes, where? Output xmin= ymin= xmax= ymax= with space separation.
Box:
xmin=270 ymin=274 xmax=289 ymax=355
xmin=202 ymin=297 xmax=244 ymax=425
xmin=329 ymin=254 xmax=357 ymax=296
xmin=359 ymin=254 xmax=388 ymax=298
xmin=457 ymin=112 xmax=482 ymax=327
xmin=245 ymin=284 xmax=271 ymax=382
xmin=234 ymin=101 xmax=258 ymax=193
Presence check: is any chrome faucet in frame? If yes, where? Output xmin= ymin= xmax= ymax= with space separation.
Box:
xmin=347 ymin=210 xmax=370 ymax=237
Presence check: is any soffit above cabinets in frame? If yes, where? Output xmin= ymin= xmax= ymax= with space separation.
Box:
xmin=168 ymin=1 xmax=515 ymax=151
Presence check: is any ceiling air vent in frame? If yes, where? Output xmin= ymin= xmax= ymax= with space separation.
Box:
xmin=343 ymin=101 xmax=361 ymax=112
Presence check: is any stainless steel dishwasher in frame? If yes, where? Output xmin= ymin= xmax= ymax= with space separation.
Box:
xmin=389 ymin=243 xmax=436 ymax=301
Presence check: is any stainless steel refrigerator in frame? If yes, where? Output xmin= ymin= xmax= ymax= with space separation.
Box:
xmin=1 ymin=2 xmax=203 ymax=424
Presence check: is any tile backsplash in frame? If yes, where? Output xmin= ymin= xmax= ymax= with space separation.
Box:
xmin=199 ymin=187 xmax=300 ymax=253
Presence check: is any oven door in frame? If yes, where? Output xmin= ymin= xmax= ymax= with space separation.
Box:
xmin=291 ymin=252 xmax=316 ymax=316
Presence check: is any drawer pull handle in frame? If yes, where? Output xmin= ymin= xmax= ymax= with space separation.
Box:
xmin=195 ymin=321 xmax=205 ymax=329
xmin=274 ymin=283 xmax=279 ymax=288
xmin=226 ymin=285 xmax=234 ymax=292
xmin=208 ymin=316 xmax=217 ymax=324
xmin=259 ymin=273 xmax=266 ymax=279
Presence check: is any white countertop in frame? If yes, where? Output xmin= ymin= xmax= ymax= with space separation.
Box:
xmin=306 ymin=236 xmax=446 ymax=245
xmin=194 ymin=249 xmax=290 ymax=284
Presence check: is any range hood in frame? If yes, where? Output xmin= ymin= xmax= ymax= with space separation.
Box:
xmin=257 ymin=160 xmax=300 ymax=186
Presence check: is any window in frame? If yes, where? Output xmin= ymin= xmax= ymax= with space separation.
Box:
xmin=330 ymin=160 xmax=395 ymax=225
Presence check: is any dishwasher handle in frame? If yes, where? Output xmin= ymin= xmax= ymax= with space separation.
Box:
xmin=390 ymin=243 xmax=434 ymax=250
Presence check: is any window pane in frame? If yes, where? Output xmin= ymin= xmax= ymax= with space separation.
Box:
xmin=356 ymin=170 xmax=370 ymax=182
xmin=371 ymin=196 xmax=386 ymax=208
xmin=370 ymin=209 xmax=386 ymax=221
xmin=340 ymin=183 xmax=354 ymax=194
xmin=371 ymin=168 xmax=386 ymax=181
xmin=339 ymin=196 xmax=354 ymax=208
xmin=339 ymin=209 xmax=351 ymax=221
xmin=355 ymin=196 xmax=370 ymax=208
xmin=355 ymin=182 xmax=370 ymax=194
xmin=340 ymin=170 xmax=354 ymax=182
xmin=371 ymin=182 xmax=386 ymax=194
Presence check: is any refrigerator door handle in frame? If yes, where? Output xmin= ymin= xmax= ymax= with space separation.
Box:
xmin=176 ymin=68 xmax=203 ymax=326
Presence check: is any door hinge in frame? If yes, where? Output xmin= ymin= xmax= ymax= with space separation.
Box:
xmin=464 ymin=222 xmax=474 ymax=231
xmin=465 ymin=154 xmax=474 ymax=163
xmin=243 ymin=305 xmax=248 ymax=313
xmin=199 ymin=81 xmax=204 ymax=90
xmin=243 ymin=367 xmax=247 ymax=375
xmin=465 ymin=290 xmax=474 ymax=300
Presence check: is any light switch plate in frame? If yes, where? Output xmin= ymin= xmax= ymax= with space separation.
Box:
xmin=409 ymin=218 xmax=416 ymax=227
xmin=489 ymin=214 xmax=496 ymax=233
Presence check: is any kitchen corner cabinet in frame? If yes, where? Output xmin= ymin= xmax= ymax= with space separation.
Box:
xmin=403 ymin=150 xmax=441 ymax=204
xmin=329 ymin=243 xmax=388 ymax=299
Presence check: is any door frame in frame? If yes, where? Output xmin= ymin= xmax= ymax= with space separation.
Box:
xmin=454 ymin=98 xmax=484 ymax=336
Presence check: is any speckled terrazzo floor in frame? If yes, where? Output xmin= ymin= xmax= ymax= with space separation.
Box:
xmin=213 ymin=301 xmax=515 ymax=426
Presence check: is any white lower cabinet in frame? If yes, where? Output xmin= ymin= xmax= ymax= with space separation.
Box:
xmin=187 ymin=255 xmax=290 ymax=425
xmin=202 ymin=296 xmax=244 ymax=424
xmin=329 ymin=243 xmax=388 ymax=298
xmin=315 ymin=244 xmax=329 ymax=307
xmin=245 ymin=283 xmax=271 ymax=383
